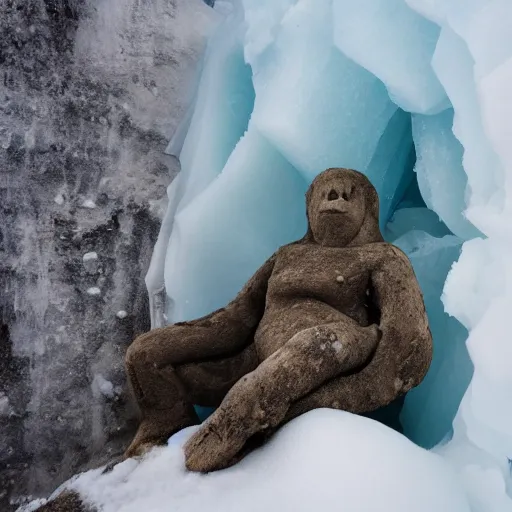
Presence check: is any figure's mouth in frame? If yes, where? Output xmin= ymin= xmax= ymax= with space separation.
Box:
xmin=319 ymin=208 xmax=345 ymax=215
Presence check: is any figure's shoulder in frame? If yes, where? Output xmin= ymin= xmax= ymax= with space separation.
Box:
xmin=365 ymin=242 xmax=411 ymax=266
xmin=271 ymin=240 xmax=310 ymax=267
xmin=275 ymin=240 xmax=306 ymax=256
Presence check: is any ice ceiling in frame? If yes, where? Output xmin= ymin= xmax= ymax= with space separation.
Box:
xmin=145 ymin=0 xmax=512 ymax=509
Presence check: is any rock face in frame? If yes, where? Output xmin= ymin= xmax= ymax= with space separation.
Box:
xmin=0 ymin=0 xmax=215 ymax=509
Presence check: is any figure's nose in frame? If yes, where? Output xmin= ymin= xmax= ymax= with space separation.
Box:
xmin=327 ymin=189 xmax=339 ymax=201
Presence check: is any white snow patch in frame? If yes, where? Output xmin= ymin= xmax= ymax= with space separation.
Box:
xmin=86 ymin=287 xmax=101 ymax=296
xmin=83 ymin=252 xmax=98 ymax=261
xmin=82 ymin=199 xmax=97 ymax=209
xmin=53 ymin=193 xmax=65 ymax=205
xmin=91 ymin=375 xmax=115 ymax=399
xmin=331 ymin=340 xmax=343 ymax=353
xmin=0 ymin=393 xmax=11 ymax=417
xmin=116 ymin=310 xmax=128 ymax=319
xmin=52 ymin=410 xmax=470 ymax=512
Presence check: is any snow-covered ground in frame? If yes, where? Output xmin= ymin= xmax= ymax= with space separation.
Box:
xmin=29 ymin=410 xmax=471 ymax=512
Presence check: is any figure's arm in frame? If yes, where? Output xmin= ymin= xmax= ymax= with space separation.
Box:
xmin=370 ymin=245 xmax=433 ymax=391
xmin=154 ymin=253 xmax=277 ymax=365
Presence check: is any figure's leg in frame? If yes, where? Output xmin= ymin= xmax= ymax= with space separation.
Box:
xmin=124 ymin=328 xmax=258 ymax=458
xmin=283 ymin=371 xmax=402 ymax=424
xmin=184 ymin=318 xmax=380 ymax=472
xmin=283 ymin=337 xmax=413 ymax=425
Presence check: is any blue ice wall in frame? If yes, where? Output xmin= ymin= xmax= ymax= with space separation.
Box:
xmin=144 ymin=2 xmax=510 ymax=506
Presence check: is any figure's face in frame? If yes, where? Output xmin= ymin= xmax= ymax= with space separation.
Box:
xmin=307 ymin=171 xmax=366 ymax=247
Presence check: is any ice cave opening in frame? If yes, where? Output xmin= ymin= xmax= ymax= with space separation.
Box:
xmin=139 ymin=0 xmax=512 ymax=510
xmin=147 ymin=0 xmax=477 ymax=453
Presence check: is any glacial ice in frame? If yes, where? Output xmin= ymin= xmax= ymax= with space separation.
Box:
xmin=394 ymin=229 xmax=473 ymax=449
xmin=247 ymin=0 xmax=414 ymax=225
xmin=142 ymin=0 xmax=512 ymax=510
xmin=171 ymin=7 xmax=255 ymax=211
xmin=45 ymin=411 xmax=471 ymax=512
xmin=332 ymin=0 xmax=448 ymax=114
xmin=412 ymin=109 xmax=481 ymax=240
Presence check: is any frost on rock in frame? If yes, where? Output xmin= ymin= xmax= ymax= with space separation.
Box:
xmin=144 ymin=0 xmax=512 ymax=510
xmin=0 ymin=0 xmax=219 ymax=507
xmin=83 ymin=252 xmax=98 ymax=261
xmin=48 ymin=411 xmax=471 ymax=512
xmin=81 ymin=199 xmax=97 ymax=209
xmin=83 ymin=252 xmax=99 ymax=274
xmin=91 ymin=375 xmax=115 ymax=400
xmin=0 ymin=393 xmax=11 ymax=417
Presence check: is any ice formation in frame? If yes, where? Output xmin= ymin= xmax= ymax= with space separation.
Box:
xmin=37 ymin=410 xmax=471 ymax=512
xmin=138 ymin=0 xmax=512 ymax=510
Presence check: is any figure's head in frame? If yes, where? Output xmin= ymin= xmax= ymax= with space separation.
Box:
xmin=305 ymin=168 xmax=383 ymax=247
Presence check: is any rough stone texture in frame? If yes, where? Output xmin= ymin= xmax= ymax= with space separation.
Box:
xmin=124 ymin=169 xmax=433 ymax=472
xmin=0 ymin=0 xmax=214 ymax=509
xmin=33 ymin=491 xmax=92 ymax=512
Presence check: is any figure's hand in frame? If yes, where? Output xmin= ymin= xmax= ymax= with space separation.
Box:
xmin=375 ymin=325 xmax=431 ymax=395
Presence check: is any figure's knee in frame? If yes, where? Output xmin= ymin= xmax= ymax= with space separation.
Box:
xmin=125 ymin=336 xmax=142 ymax=371
xmin=125 ymin=324 xmax=199 ymax=372
xmin=125 ymin=331 xmax=159 ymax=370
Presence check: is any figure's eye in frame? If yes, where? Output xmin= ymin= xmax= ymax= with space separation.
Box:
xmin=342 ymin=186 xmax=355 ymax=201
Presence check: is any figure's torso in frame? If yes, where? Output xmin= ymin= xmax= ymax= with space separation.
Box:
xmin=254 ymin=242 xmax=387 ymax=360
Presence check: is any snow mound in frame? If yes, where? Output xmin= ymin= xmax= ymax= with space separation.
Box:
xmin=59 ymin=410 xmax=470 ymax=512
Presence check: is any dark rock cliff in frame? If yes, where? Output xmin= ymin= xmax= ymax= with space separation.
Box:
xmin=0 ymin=0 xmax=214 ymax=508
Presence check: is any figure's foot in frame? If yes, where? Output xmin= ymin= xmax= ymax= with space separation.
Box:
xmin=101 ymin=454 xmax=126 ymax=474
xmin=184 ymin=375 xmax=287 ymax=472
xmin=184 ymin=409 xmax=247 ymax=473
xmin=125 ymin=436 xmax=164 ymax=459
xmin=125 ymin=405 xmax=200 ymax=459
xmin=101 ymin=439 xmax=157 ymax=475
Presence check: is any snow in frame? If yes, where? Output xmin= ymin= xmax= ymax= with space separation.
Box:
xmin=50 ymin=411 xmax=471 ymax=512
xmin=86 ymin=287 xmax=101 ymax=296
xmin=331 ymin=340 xmax=343 ymax=353
xmin=116 ymin=310 xmax=128 ymax=320
xmin=81 ymin=199 xmax=97 ymax=209
xmin=91 ymin=375 xmax=115 ymax=400
xmin=53 ymin=193 xmax=65 ymax=206
xmin=82 ymin=252 xmax=99 ymax=274
xmin=0 ymin=393 xmax=11 ymax=417
xmin=82 ymin=252 xmax=98 ymax=261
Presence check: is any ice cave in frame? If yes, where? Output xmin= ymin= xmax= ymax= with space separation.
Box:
xmin=18 ymin=0 xmax=512 ymax=510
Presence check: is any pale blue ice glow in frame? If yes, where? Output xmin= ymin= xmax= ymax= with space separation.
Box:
xmin=143 ymin=0 xmax=512 ymax=509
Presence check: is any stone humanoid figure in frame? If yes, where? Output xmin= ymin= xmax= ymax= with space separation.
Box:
xmin=124 ymin=168 xmax=433 ymax=472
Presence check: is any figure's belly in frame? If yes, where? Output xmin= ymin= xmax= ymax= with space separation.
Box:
xmin=254 ymin=300 xmax=369 ymax=360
